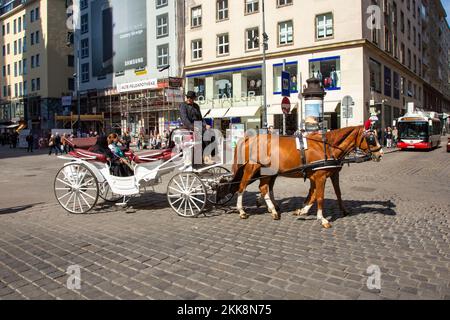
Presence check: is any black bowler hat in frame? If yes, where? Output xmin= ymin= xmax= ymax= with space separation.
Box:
xmin=186 ymin=91 xmax=197 ymax=98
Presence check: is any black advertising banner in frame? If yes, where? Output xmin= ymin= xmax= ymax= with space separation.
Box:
xmin=384 ymin=66 xmax=392 ymax=97
xmin=393 ymin=71 xmax=400 ymax=100
xmin=91 ymin=0 xmax=147 ymax=77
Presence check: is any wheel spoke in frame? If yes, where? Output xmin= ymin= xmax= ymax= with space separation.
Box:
xmin=78 ymin=192 xmax=91 ymax=207
xmin=77 ymin=196 xmax=84 ymax=213
xmin=64 ymin=192 xmax=75 ymax=208
xmin=173 ymin=179 xmax=184 ymax=193
xmin=169 ymin=186 xmax=184 ymax=194
xmin=188 ymin=199 xmax=195 ymax=215
xmin=72 ymin=193 xmax=77 ymax=212
xmin=79 ymin=190 xmax=96 ymax=201
xmin=189 ymin=197 xmax=201 ymax=212
xmin=176 ymin=198 xmax=186 ymax=213
xmin=170 ymin=197 xmax=183 ymax=205
xmin=58 ymin=191 xmax=73 ymax=202
xmin=57 ymin=178 xmax=73 ymax=188
xmin=190 ymin=195 xmax=205 ymax=205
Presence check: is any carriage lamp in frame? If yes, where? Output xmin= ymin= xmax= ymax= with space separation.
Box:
xmin=302 ymin=77 xmax=326 ymax=133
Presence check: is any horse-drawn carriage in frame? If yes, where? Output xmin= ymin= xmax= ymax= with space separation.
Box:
xmin=54 ymin=126 xmax=383 ymax=228
xmin=54 ymin=130 xmax=234 ymax=217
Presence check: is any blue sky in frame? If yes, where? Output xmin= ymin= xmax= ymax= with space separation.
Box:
xmin=444 ymin=0 xmax=450 ymax=24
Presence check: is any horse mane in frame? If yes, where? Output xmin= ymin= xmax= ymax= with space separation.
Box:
xmin=326 ymin=126 xmax=363 ymax=147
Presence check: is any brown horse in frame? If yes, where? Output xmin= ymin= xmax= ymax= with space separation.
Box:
xmin=217 ymin=126 xmax=383 ymax=228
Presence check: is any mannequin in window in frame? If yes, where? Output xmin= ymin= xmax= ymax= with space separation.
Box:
xmin=330 ymin=66 xmax=338 ymax=88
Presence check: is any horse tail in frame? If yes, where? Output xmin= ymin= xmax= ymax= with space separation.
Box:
xmin=229 ymin=136 xmax=250 ymax=194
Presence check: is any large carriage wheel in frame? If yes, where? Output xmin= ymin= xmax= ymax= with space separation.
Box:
xmin=98 ymin=180 xmax=122 ymax=203
xmin=167 ymin=172 xmax=207 ymax=217
xmin=202 ymin=166 xmax=234 ymax=206
xmin=54 ymin=163 xmax=99 ymax=214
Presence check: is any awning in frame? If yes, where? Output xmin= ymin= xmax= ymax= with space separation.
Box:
xmin=267 ymin=103 xmax=298 ymax=115
xmin=205 ymin=108 xmax=230 ymax=119
xmin=226 ymin=106 xmax=261 ymax=118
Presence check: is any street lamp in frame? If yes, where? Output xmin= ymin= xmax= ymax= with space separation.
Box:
xmin=261 ymin=0 xmax=268 ymax=130
xmin=159 ymin=64 xmax=170 ymax=132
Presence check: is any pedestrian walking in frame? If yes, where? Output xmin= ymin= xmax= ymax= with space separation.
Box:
xmin=386 ymin=127 xmax=393 ymax=148
xmin=392 ymin=127 xmax=398 ymax=147
xmin=26 ymin=132 xmax=34 ymax=153
xmin=48 ymin=135 xmax=57 ymax=155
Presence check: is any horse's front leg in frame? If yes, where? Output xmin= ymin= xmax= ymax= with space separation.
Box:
xmin=237 ymin=165 xmax=258 ymax=219
xmin=315 ymin=174 xmax=332 ymax=229
xmin=294 ymin=178 xmax=316 ymax=216
xmin=259 ymin=177 xmax=280 ymax=220
xmin=330 ymin=170 xmax=348 ymax=216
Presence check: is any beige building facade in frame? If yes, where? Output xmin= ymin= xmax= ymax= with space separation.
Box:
xmin=185 ymin=0 xmax=449 ymax=133
xmin=0 ymin=0 xmax=74 ymax=133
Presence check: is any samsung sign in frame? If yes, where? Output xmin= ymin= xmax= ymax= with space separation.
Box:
xmin=91 ymin=0 xmax=147 ymax=77
xmin=117 ymin=79 xmax=158 ymax=93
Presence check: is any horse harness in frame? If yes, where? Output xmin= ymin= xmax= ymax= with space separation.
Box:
xmin=293 ymin=128 xmax=379 ymax=180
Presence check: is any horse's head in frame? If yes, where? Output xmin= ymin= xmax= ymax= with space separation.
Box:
xmin=358 ymin=129 xmax=384 ymax=162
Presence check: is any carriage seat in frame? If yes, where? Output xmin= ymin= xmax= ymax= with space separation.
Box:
xmin=133 ymin=149 xmax=173 ymax=164
xmin=69 ymin=149 xmax=108 ymax=163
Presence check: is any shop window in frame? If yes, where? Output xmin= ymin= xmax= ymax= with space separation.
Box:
xmin=273 ymin=62 xmax=298 ymax=94
xmin=309 ymin=56 xmax=341 ymax=90
xmin=213 ymin=72 xmax=233 ymax=98
xmin=242 ymin=68 xmax=262 ymax=96
xmin=190 ymin=77 xmax=206 ymax=98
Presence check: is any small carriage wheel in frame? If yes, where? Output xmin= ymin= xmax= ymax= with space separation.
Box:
xmin=54 ymin=163 xmax=99 ymax=214
xmin=167 ymin=172 xmax=207 ymax=218
xmin=98 ymin=180 xmax=122 ymax=203
xmin=203 ymin=166 xmax=234 ymax=206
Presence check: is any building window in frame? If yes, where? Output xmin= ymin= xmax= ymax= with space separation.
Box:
xmin=36 ymin=78 xmax=41 ymax=91
xmin=81 ymin=14 xmax=88 ymax=34
xmin=188 ymin=77 xmax=206 ymax=98
xmin=369 ymin=58 xmax=381 ymax=93
xmin=68 ymin=55 xmax=74 ymax=67
xmin=23 ymin=36 xmax=26 ymax=52
xmin=14 ymin=62 xmax=17 ymax=77
xmin=157 ymin=44 xmax=169 ymax=67
xmin=81 ymin=63 xmax=90 ymax=82
xmin=23 ymin=59 xmax=27 ymax=75
xmin=31 ymin=56 xmax=35 ymax=68
xmin=14 ymin=41 xmax=17 ymax=55
xmin=217 ymin=34 xmax=229 ymax=55
xmin=309 ymin=56 xmax=341 ymax=90
xmin=277 ymin=0 xmax=292 ymax=6
xmin=246 ymin=27 xmax=259 ymax=51
xmin=191 ymin=6 xmax=202 ymax=27
xmin=273 ymin=62 xmax=298 ymax=93
xmin=36 ymin=54 xmax=40 ymax=67
xmin=35 ymin=31 xmax=40 ymax=44
xmin=35 ymin=7 xmax=40 ymax=20
xmin=68 ymin=78 xmax=75 ymax=91
xmin=156 ymin=14 xmax=168 ymax=38
xmin=81 ymin=38 xmax=89 ymax=58
xmin=316 ymin=13 xmax=333 ymax=39
xmin=192 ymin=39 xmax=202 ymax=60
xmin=80 ymin=0 xmax=88 ymax=10
xmin=31 ymin=79 xmax=35 ymax=91
xmin=18 ymin=17 xmax=21 ymax=33
xmin=13 ymin=19 xmax=16 ymax=34
xmin=217 ymin=0 xmax=229 ymax=21
xmin=278 ymin=20 xmax=293 ymax=45
xmin=156 ymin=0 xmax=168 ymax=8
xmin=245 ymin=0 xmax=259 ymax=14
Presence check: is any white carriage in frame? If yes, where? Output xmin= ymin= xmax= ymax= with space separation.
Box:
xmin=54 ymin=131 xmax=234 ymax=217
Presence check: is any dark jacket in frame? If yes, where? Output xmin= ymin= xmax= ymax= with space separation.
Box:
xmin=179 ymin=102 xmax=204 ymax=131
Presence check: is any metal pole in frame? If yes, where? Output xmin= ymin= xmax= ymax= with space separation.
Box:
xmin=282 ymin=59 xmax=286 ymax=135
xmin=76 ymin=20 xmax=81 ymax=136
xmin=261 ymin=0 xmax=268 ymax=130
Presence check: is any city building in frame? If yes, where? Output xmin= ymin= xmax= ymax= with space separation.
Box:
xmin=0 ymin=0 xmax=74 ymax=134
xmin=184 ymin=0 xmax=450 ymax=133
xmin=72 ymin=0 xmax=185 ymax=136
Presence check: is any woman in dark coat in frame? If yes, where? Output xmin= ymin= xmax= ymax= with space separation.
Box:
xmin=89 ymin=136 xmax=133 ymax=177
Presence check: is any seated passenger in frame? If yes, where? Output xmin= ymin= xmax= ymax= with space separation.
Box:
xmin=106 ymin=134 xmax=134 ymax=177
xmin=89 ymin=135 xmax=133 ymax=177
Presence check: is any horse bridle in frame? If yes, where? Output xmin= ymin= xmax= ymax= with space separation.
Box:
xmin=357 ymin=128 xmax=383 ymax=154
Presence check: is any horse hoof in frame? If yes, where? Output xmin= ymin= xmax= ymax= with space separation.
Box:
xmin=294 ymin=209 xmax=307 ymax=216
xmin=272 ymin=213 xmax=280 ymax=221
xmin=322 ymin=223 xmax=332 ymax=229
xmin=240 ymin=214 xmax=249 ymax=220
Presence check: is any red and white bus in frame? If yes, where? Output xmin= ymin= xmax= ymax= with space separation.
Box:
xmin=396 ymin=113 xmax=441 ymax=150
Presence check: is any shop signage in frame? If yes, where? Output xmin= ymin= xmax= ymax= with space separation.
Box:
xmin=117 ymin=79 xmax=158 ymax=93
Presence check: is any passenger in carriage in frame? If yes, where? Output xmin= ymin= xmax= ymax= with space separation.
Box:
xmin=89 ymin=135 xmax=133 ymax=177
xmin=107 ymin=134 xmax=134 ymax=177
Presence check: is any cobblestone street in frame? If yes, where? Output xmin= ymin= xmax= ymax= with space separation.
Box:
xmin=0 ymin=140 xmax=449 ymax=300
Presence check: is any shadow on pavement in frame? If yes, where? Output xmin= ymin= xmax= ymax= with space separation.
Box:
xmin=0 ymin=203 xmax=46 ymax=215
xmin=0 ymin=147 xmax=51 ymax=160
